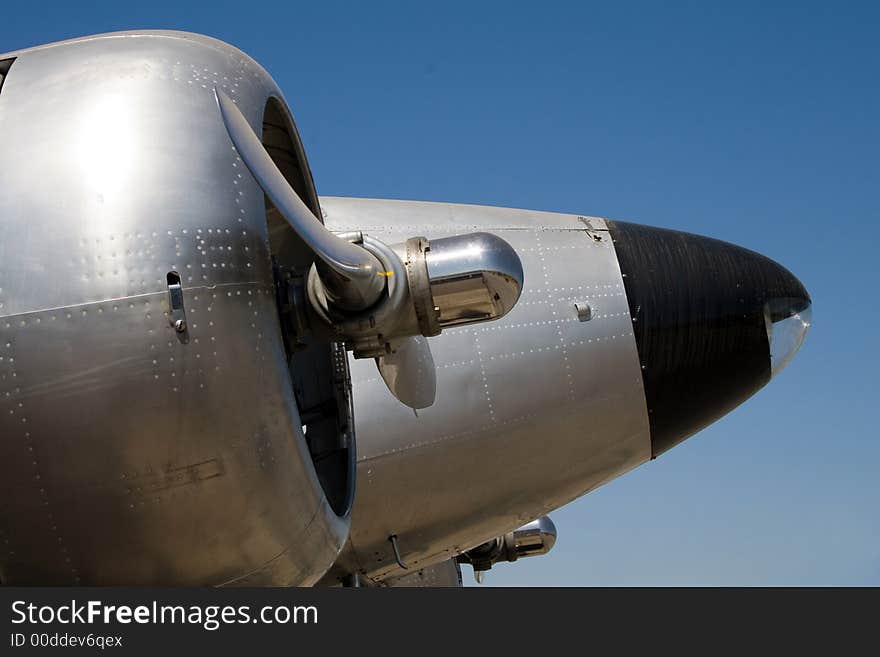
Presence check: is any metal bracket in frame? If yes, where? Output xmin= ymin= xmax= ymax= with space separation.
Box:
xmin=405 ymin=236 xmax=441 ymax=338
xmin=578 ymin=216 xmax=605 ymax=242
xmin=274 ymin=262 xmax=312 ymax=354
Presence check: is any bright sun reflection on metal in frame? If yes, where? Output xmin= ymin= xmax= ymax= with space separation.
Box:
xmin=75 ymin=94 xmax=138 ymax=227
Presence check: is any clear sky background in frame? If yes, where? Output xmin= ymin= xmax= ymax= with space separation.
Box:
xmin=2 ymin=1 xmax=876 ymax=585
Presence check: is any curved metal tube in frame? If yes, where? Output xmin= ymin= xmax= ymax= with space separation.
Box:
xmin=389 ymin=534 xmax=409 ymax=570
xmin=306 ymin=235 xmax=409 ymax=338
xmin=215 ymin=89 xmax=385 ymax=310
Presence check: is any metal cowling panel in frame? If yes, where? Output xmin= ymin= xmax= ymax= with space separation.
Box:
xmin=0 ymin=32 xmax=347 ymax=585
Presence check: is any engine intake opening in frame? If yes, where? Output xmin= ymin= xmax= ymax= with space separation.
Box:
xmin=261 ymin=97 xmax=355 ymax=518
xmin=0 ymin=58 xmax=14 ymax=94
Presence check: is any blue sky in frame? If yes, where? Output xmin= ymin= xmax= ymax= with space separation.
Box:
xmin=3 ymin=1 xmax=877 ymax=585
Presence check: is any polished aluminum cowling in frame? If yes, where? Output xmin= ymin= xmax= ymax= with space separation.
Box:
xmin=0 ymin=32 xmax=349 ymax=585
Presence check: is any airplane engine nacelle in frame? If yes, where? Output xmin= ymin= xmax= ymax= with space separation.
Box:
xmin=316 ymin=197 xmax=810 ymax=585
xmin=0 ymin=32 xmax=352 ymax=584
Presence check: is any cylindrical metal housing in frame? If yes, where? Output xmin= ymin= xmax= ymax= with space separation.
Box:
xmin=425 ymin=232 xmax=524 ymax=329
xmin=506 ymin=516 xmax=557 ymax=560
xmin=457 ymin=516 xmax=557 ymax=572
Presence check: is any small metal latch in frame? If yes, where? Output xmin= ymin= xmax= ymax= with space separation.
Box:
xmin=575 ymin=302 xmax=592 ymax=322
xmin=167 ymin=271 xmax=189 ymax=342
